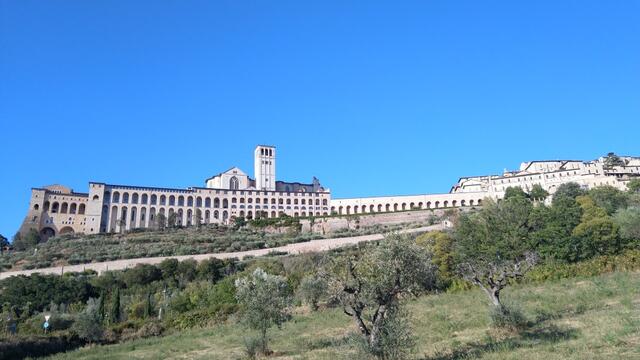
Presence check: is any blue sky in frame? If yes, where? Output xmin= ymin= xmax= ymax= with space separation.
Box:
xmin=1 ymin=1 xmax=639 ymax=237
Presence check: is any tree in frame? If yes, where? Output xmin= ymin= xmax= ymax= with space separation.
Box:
xmin=614 ymin=207 xmax=640 ymax=245
xmin=155 ymin=213 xmax=167 ymax=230
xmin=416 ymin=231 xmax=456 ymax=287
xmin=167 ymin=212 xmax=178 ymax=228
xmin=73 ymin=299 xmax=104 ymax=343
xmin=233 ymin=216 xmax=247 ymax=230
xmin=194 ymin=210 xmax=203 ymax=228
xmin=144 ymin=292 xmax=154 ymax=319
xmin=297 ymin=275 xmax=327 ymax=311
xmin=0 ymin=234 xmax=8 ymax=253
xmin=97 ymin=291 xmax=106 ymax=323
xmin=627 ymin=179 xmax=640 ymax=193
xmin=588 ymin=186 xmax=628 ymax=215
xmin=552 ymin=182 xmax=586 ymax=206
xmin=528 ymin=184 xmax=549 ymax=203
xmin=504 ymin=186 xmax=529 ymax=200
xmin=109 ymin=287 xmax=121 ymax=324
xmin=604 ymin=152 xmax=625 ymax=168
xmin=235 ymin=268 xmax=291 ymax=355
xmin=326 ymin=234 xmax=435 ymax=358
xmin=571 ymin=195 xmax=620 ymax=260
xmin=455 ymin=197 xmax=538 ymax=315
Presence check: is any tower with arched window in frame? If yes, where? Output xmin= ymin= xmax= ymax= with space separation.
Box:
xmin=254 ymin=145 xmax=276 ymax=191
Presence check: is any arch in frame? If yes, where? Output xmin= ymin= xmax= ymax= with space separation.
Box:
xmin=150 ymin=207 xmax=156 ymax=223
xmin=130 ymin=206 xmax=137 ymax=228
xmin=469 ymin=199 xmax=474 ymax=206
xmin=122 ymin=193 xmax=129 ymax=203
xmin=140 ymin=207 xmax=147 ymax=227
xmin=169 ymin=195 xmax=176 ymax=206
xmin=322 ymin=199 xmax=328 ymax=206
xmin=230 ymin=176 xmax=239 ymax=190
xmin=346 ymin=205 xmax=351 ymax=215
xmin=40 ymin=227 xmax=56 ymax=241
xmin=338 ymin=206 xmax=343 ymax=215
xmin=240 ymin=198 xmax=246 ymax=204
xmin=59 ymin=226 xmax=74 ymax=235
xmin=78 ymin=204 xmax=86 ymax=215
xmin=69 ymin=203 xmax=77 ymax=214
xmin=301 ymin=211 xmax=306 ymax=217
xmin=214 ymin=210 xmax=219 ymax=219
xmin=61 ymin=202 xmax=69 ymax=214
xmin=393 ymin=203 xmax=398 ymax=211
xmin=196 ymin=197 xmax=202 ymax=207
xmin=110 ymin=206 xmax=118 ymax=231
xmin=353 ymin=205 xmax=358 ymax=214
xmin=187 ymin=209 xmax=193 ymax=226
xmin=205 ymin=210 xmax=210 ymax=223
xmin=427 ymin=201 xmax=431 ymax=209
xmin=271 ymin=211 xmax=276 ymax=218
xmin=160 ymin=195 xmax=166 ymax=205
xmin=214 ymin=198 xmax=221 ymax=208
xmin=402 ymin=203 xmax=407 ymax=211
xmin=410 ymin=202 xmax=415 ymax=209
xmin=239 ymin=210 xmax=245 ymax=218
xmin=178 ymin=196 xmax=184 ymax=206
xmin=112 ymin=192 xmax=120 ymax=203
xmin=435 ymin=201 xmax=440 ymax=208
xmin=92 ymin=195 xmax=99 ymax=201
xmin=370 ymin=204 xmax=375 ymax=212
xmin=222 ymin=211 xmax=229 ymax=221
xmin=52 ymin=202 xmax=60 ymax=213
xmin=141 ymin=194 xmax=148 ymax=204
xmin=477 ymin=199 xmax=483 ymax=205
xmin=223 ymin=199 xmax=228 ymax=208
xmin=205 ymin=197 xmax=211 ymax=208
xmin=452 ymin=200 xmax=457 ymax=207
xmin=386 ymin=204 xmax=391 ymax=212
xmin=34 ymin=204 xmax=40 ymax=210
xmin=177 ymin=209 xmax=184 ymax=225
xmin=443 ymin=201 xmax=449 ymax=208
xmin=418 ymin=202 xmax=423 ymax=208
xmin=132 ymin=193 xmax=139 ymax=204
xmin=461 ymin=200 xmax=466 ymax=207
xmin=187 ymin=196 xmax=194 ymax=207
xmin=377 ymin=204 xmax=382 ymax=212
xmin=150 ymin=194 xmax=157 ymax=205
xmin=232 ymin=198 xmax=237 ymax=204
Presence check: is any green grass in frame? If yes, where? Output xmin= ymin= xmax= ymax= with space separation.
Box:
xmin=47 ymin=271 xmax=640 ymax=359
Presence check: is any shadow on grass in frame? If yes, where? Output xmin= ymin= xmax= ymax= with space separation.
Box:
xmin=423 ymin=324 xmax=579 ymax=360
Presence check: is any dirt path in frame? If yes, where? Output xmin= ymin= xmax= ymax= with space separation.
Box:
xmin=0 ymin=225 xmax=440 ymax=279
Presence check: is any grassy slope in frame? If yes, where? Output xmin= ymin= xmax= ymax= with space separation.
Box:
xmin=49 ymin=271 xmax=640 ymax=360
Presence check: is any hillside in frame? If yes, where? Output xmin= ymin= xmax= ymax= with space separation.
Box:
xmin=46 ymin=271 xmax=640 ymax=359
xmin=1 ymin=218 xmax=434 ymax=272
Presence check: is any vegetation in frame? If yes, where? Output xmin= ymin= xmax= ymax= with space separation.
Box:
xmin=0 ymin=219 xmax=434 ymax=272
xmin=1 ymin=182 xmax=639 ymax=358
xmin=44 ymin=271 xmax=640 ymax=359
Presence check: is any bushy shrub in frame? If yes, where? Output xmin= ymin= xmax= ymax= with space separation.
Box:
xmin=489 ymin=303 xmax=528 ymax=331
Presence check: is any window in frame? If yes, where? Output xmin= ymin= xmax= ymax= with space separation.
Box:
xmin=230 ymin=176 xmax=239 ymax=190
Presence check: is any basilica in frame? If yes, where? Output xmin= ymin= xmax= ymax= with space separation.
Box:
xmin=18 ymin=146 xmax=640 ymax=240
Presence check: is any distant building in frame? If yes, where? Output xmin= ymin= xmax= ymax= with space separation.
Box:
xmin=18 ymin=150 xmax=639 ymax=240
xmin=19 ymin=145 xmax=330 ymax=240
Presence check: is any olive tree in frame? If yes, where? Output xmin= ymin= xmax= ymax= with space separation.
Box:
xmin=455 ymin=197 xmax=538 ymax=316
xmin=297 ymin=275 xmax=327 ymax=311
xmin=235 ymin=268 xmax=291 ymax=355
xmin=325 ymin=234 xmax=435 ymax=358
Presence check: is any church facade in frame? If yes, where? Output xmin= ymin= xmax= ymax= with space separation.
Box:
xmin=19 ymin=145 xmax=331 ymax=239
xmin=19 ymin=147 xmax=639 ymax=240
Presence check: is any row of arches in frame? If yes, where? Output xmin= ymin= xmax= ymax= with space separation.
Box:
xmin=41 ymin=201 xmax=86 ymax=215
xmin=109 ymin=191 xmax=328 ymax=208
xmin=106 ymin=205 xmax=330 ymax=232
xmin=331 ymin=198 xmax=483 ymax=215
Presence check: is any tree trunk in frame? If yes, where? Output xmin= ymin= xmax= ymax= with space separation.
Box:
xmin=481 ymin=285 xmax=505 ymax=314
xmin=368 ymin=305 xmax=388 ymax=356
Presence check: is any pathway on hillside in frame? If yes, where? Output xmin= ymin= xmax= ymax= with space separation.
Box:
xmin=0 ymin=225 xmax=441 ymax=279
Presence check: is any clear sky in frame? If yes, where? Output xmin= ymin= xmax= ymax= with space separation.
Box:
xmin=1 ymin=1 xmax=639 ymax=237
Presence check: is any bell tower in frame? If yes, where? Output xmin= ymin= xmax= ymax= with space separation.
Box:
xmin=254 ymin=145 xmax=276 ymax=191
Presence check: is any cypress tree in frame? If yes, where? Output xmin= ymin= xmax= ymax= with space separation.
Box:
xmin=97 ymin=291 xmax=105 ymax=322
xmin=109 ymin=287 xmax=120 ymax=324
xmin=144 ymin=292 xmax=153 ymax=319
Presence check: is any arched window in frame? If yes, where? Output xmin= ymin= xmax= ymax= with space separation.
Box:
xmin=69 ymin=203 xmax=77 ymax=214
xmin=169 ymin=195 xmax=175 ymax=206
xmin=223 ymin=199 xmax=228 ymax=208
xmin=230 ymin=176 xmax=239 ymax=190
xmin=150 ymin=194 xmax=157 ymax=205
xmin=205 ymin=197 xmax=211 ymax=207
xmin=141 ymin=194 xmax=148 ymax=204
xmin=122 ymin=193 xmax=129 ymax=203
xmin=93 ymin=195 xmax=99 ymax=201
xmin=214 ymin=198 xmax=220 ymax=208
xmin=160 ymin=195 xmax=166 ymax=205
xmin=34 ymin=204 xmax=40 ymax=210
xmin=196 ymin=197 xmax=202 ymax=207
xmin=79 ymin=204 xmax=86 ymax=215
xmin=132 ymin=193 xmax=139 ymax=204
xmin=61 ymin=202 xmax=69 ymax=213
xmin=187 ymin=196 xmax=193 ymax=207
xmin=112 ymin=192 xmax=120 ymax=203
xmin=178 ymin=196 xmax=184 ymax=206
